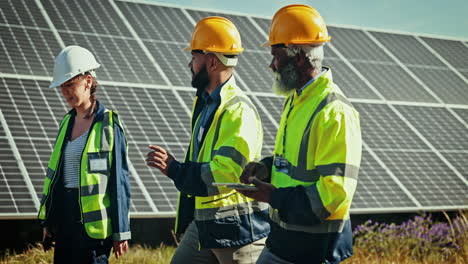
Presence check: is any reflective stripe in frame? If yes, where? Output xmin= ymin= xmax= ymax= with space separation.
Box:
xmin=275 ymin=93 xmax=356 ymax=182
xmin=316 ymin=163 xmax=359 ymax=179
xmin=202 ymin=95 xmax=256 ymax=195
xmin=101 ymin=111 xmax=110 ymax=152
xmin=304 ymin=184 xmax=331 ymax=220
xmin=201 ymin=163 xmax=220 ymax=196
xmin=275 ymin=161 xmax=360 ymax=183
xmin=195 ymin=201 xmax=269 ymax=221
xmin=113 ymin=231 xmax=131 ymax=241
xmin=282 ymin=95 xmax=293 ymax=111
xmin=297 ymin=93 xmax=352 ymax=174
xmin=80 ymin=176 xmax=108 ymax=197
xmin=83 ymin=207 xmax=111 ymax=223
xmin=213 ymin=146 xmax=247 ymax=168
xmin=46 ymin=168 xmax=55 ymax=180
xmin=269 ymin=208 xmax=346 ymax=234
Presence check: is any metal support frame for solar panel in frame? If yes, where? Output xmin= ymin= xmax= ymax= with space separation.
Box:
xmin=0 ymin=0 xmax=467 ymax=220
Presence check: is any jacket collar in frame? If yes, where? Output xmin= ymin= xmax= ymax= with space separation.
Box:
xmin=67 ymin=100 xmax=106 ymax=121
xmin=294 ymin=67 xmax=333 ymax=100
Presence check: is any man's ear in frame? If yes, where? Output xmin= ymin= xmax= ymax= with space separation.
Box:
xmin=208 ymin=54 xmax=218 ymax=71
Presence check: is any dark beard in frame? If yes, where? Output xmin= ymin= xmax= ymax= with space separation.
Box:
xmin=191 ymin=65 xmax=210 ymax=92
xmin=272 ymin=58 xmax=301 ymax=95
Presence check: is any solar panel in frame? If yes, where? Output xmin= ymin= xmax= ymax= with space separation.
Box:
xmin=407 ymin=67 xmax=468 ymax=105
xmin=0 ymin=26 xmax=61 ymax=76
xmin=420 ymin=37 xmax=468 ymax=70
xmin=97 ymin=85 xmax=193 ymax=212
xmin=60 ymin=32 xmax=166 ymax=84
xmin=369 ymin=32 xmax=445 ymax=67
xmin=0 ymin=0 xmax=49 ymax=28
xmin=143 ymin=42 xmax=192 ymax=87
xmin=374 ymin=150 xmax=466 ymax=207
xmin=327 ymin=26 xmax=394 ymax=63
xmin=460 ymin=70 xmax=468 ymax=80
xmin=235 ymin=51 xmax=273 ymax=92
xmin=351 ymin=150 xmax=417 ymax=209
xmin=323 ymin=59 xmax=380 ymax=99
xmin=452 ymin=108 xmax=468 ymax=124
xmin=0 ymin=0 xmax=466 ymax=218
xmin=393 ymin=105 xmax=468 ymax=151
xmin=0 ymin=78 xmax=57 ymax=199
xmin=352 ymin=62 xmax=438 ymax=103
xmin=116 ymin=1 xmax=193 ymax=42
xmin=252 ymin=96 xmax=283 ymax=157
xmin=442 ymin=152 xmax=468 ymax=181
xmin=353 ymin=103 xmax=429 ymax=150
xmin=0 ymin=127 xmax=37 ymax=214
xmin=42 ymin=0 xmax=132 ymax=37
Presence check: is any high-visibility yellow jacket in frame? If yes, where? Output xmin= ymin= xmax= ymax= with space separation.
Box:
xmin=265 ymin=69 xmax=361 ymax=263
xmin=38 ymin=102 xmax=131 ymax=241
xmin=168 ymin=77 xmax=270 ymax=248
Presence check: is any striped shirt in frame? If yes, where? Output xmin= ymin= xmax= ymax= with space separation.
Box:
xmin=63 ymin=130 xmax=89 ymax=188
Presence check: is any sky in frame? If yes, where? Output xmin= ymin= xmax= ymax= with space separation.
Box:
xmin=150 ymin=0 xmax=468 ymax=40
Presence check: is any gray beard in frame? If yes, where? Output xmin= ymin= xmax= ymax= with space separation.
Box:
xmin=271 ymin=61 xmax=300 ymax=96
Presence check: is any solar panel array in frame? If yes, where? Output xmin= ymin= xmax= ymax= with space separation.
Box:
xmin=0 ymin=0 xmax=466 ymax=218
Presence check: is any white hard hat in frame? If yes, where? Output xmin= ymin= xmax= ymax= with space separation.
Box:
xmin=49 ymin=45 xmax=101 ymax=88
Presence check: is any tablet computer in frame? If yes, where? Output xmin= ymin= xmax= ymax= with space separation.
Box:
xmin=212 ymin=182 xmax=258 ymax=191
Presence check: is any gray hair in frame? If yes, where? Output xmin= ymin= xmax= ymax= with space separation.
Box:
xmin=285 ymin=44 xmax=324 ymax=70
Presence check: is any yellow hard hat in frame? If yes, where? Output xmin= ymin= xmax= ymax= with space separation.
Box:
xmin=263 ymin=4 xmax=331 ymax=47
xmin=185 ymin=16 xmax=244 ymax=54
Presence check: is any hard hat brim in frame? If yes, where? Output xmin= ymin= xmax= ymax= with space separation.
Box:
xmin=183 ymin=47 xmax=244 ymax=54
xmin=262 ymin=41 xmax=274 ymax=47
xmin=49 ymin=64 xmax=100 ymax=88
xmin=261 ymin=37 xmax=332 ymax=48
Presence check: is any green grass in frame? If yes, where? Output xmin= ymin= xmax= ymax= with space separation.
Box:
xmin=2 ymin=211 xmax=466 ymax=264
xmin=0 ymin=244 xmax=175 ymax=264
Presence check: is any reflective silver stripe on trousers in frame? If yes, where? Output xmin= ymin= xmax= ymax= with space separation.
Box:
xmin=80 ymin=173 xmax=109 ymax=197
xmin=195 ymin=201 xmax=269 ymax=221
xmin=83 ymin=207 xmax=111 ymax=223
xmin=275 ymin=93 xmax=355 ymax=182
xmin=101 ymin=111 xmax=111 ymax=152
xmin=47 ymin=168 xmax=55 ymax=179
xmin=269 ymin=207 xmax=346 ymax=234
xmin=200 ymin=162 xmax=220 ymax=196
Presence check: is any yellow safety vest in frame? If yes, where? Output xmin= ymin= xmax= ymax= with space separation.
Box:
xmin=38 ymin=110 xmax=119 ymax=239
xmin=176 ymin=77 xmax=269 ymax=248
xmin=271 ymin=69 xmax=362 ymax=233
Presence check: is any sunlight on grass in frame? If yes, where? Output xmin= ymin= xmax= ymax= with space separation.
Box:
xmin=0 ymin=243 xmax=175 ymax=264
xmin=1 ymin=211 xmax=466 ymax=264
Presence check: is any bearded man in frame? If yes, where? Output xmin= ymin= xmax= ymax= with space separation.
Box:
xmin=146 ymin=16 xmax=270 ymax=264
xmin=238 ymin=5 xmax=362 ymax=264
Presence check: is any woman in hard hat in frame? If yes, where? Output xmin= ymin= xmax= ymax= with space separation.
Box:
xmin=38 ymin=45 xmax=131 ymax=264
